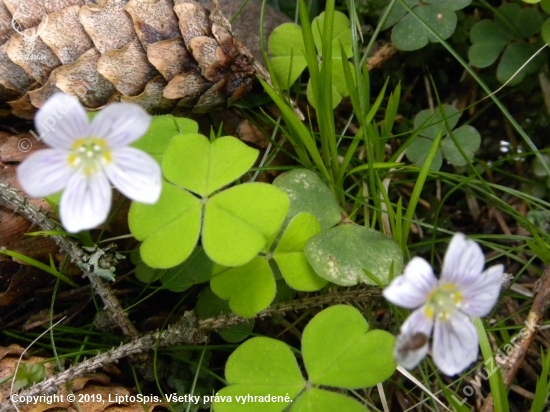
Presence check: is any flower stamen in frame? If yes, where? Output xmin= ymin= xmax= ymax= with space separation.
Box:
xmin=68 ymin=137 xmax=112 ymax=174
xmin=426 ymin=283 xmax=463 ymax=322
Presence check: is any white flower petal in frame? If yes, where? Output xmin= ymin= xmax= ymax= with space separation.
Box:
xmin=35 ymin=93 xmax=89 ymax=149
xmin=89 ymin=103 xmax=151 ymax=147
xmin=17 ymin=149 xmax=73 ymax=197
xmin=383 ymin=257 xmax=437 ymax=309
xmin=104 ymin=147 xmax=161 ymax=203
xmin=59 ymin=171 xmax=112 ymax=232
xmin=395 ymin=308 xmax=434 ymax=369
xmin=441 ymin=233 xmax=485 ymax=285
xmin=460 ymin=264 xmax=504 ymax=316
xmin=432 ymin=312 xmax=478 ymax=376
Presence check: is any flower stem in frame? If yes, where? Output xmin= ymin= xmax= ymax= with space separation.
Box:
xmin=473 ymin=316 xmax=509 ymax=412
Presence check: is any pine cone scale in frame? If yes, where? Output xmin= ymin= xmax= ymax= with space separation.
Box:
xmin=0 ymin=0 xmax=257 ymax=118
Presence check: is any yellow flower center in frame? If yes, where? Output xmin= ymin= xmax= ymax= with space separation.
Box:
xmin=424 ymin=283 xmax=463 ymax=321
xmin=68 ymin=137 xmax=112 ymax=175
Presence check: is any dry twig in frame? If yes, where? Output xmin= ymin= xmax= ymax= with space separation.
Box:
xmin=0 ymin=183 xmax=139 ymax=340
xmin=0 ymin=288 xmax=381 ymax=412
xmin=480 ymin=265 xmax=550 ymax=412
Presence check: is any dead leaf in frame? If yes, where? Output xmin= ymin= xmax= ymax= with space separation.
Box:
xmin=0 ymin=350 xmax=167 ymax=412
xmin=0 ymin=262 xmax=51 ymax=306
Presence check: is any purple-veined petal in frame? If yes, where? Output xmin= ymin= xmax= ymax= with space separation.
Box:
xmin=441 ymin=233 xmax=485 ymax=285
xmin=432 ymin=312 xmax=478 ymax=376
xmin=35 ymin=93 xmax=89 ymax=149
xmin=460 ymin=264 xmax=504 ymax=316
xmin=395 ymin=308 xmax=434 ymax=369
xmin=89 ymin=103 xmax=151 ymax=147
xmin=383 ymin=257 xmax=437 ymax=309
xmin=59 ymin=170 xmax=112 ymax=233
xmin=17 ymin=149 xmax=73 ymax=197
xmin=104 ymin=147 xmax=161 ymax=204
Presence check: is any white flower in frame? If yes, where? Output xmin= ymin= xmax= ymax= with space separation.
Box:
xmin=383 ymin=233 xmax=504 ymax=376
xmin=17 ymin=93 xmax=161 ymax=233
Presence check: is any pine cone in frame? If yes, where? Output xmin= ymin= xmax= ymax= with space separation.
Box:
xmin=0 ymin=0 xmax=261 ymax=118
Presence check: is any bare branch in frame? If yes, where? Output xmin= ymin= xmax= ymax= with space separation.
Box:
xmin=0 ymin=183 xmax=139 ymax=340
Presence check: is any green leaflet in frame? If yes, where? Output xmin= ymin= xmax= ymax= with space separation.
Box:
xmin=131 ymin=115 xmax=198 ymax=163
xmin=131 ymin=247 xmax=213 ymax=292
xmin=382 ymin=0 xmax=471 ymax=51
xmin=291 ymin=389 xmax=367 ymax=412
xmin=208 ymin=168 xmax=341 ymax=317
xmin=196 ymin=287 xmax=254 ymax=343
xmin=406 ymin=104 xmax=481 ymax=170
xmin=302 ymin=305 xmax=396 ymax=388
xmin=273 ymin=169 xmax=341 ymax=230
xmin=211 ymin=257 xmax=276 ymax=318
xmin=203 ymin=184 xmax=289 ymax=266
xmin=210 ymin=213 xmax=325 ymax=317
xmin=273 ymin=213 xmax=327 ymax=291
xmin=304 ymin=224 xmax=403 ymax=286
xmin=129 ymin=133 xmax=289 ymax=268
xmin=162 ymin=134 xmax=258 ymax=197
xmin=468 ymin=3 xmax=546 ymax=85
xmin=214 ymin=306 xmax=396 ymax=412
xmin=129 ymin=181 xmax=201 ymax=269
xmin=268 ymin=11 xmax=353 ymax=107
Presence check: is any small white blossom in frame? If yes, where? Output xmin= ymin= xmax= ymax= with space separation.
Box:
xmin=17 ymin=93 xmax=161 ymax=233
xmin=383 ymin=233 xmax=504 ymax=376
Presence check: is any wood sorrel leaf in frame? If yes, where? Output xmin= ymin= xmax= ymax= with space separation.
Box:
xmin=158 ymin=247 xmax=213 ymax=292
xmin=268 ymin=23 xmax=308 ymax=90
xmin=14 ymin=363 xmax=46 ymax=391
xmin=268 ymin=10 xmax=353 ymax=102
xmin=302 ymin=305 xmax=396 ymax=388
xmin=441 ymin=124 xmax=481 ymax=167
xmin=215 ymin=337 xmax=305 ymax=412
xmin=429 ymin=0 xmax=472 ymax=11
xmin=306 ymin=76 xmax=343 ymax=109
xmin=211 ymin=257 xmax=276 ymax=318
xmin=131 ymin=250 xmax=164 ymax=283
xmin=204 ymin=183 xmax=289 ymax=266
xmin=511 ymin=4 xmax=544 ymax=37
xmin=311 ymin=11 xmax=353 ymax=58
xmin=273 ymin=213 xmax=327 ymax=291
xmin=196 ymin=287 xmax=254 ymax=343
xmin=273 ymin=169 xmax=341 ymax=230
xmin=129 ymin=181 xmax=201 ymax=268
xmin=405 ymin=137 xmax=443 ymax=171
xmin=382 ymin=0 xmax=419 ymax=30
xmin=468 ymin=20 xmax=508 ymax=68
xmin=291 ymin=388 xmax=368 ymax=412
xmin=304 ymin=224 xmax=403 ymax=286
xmin=391 ymin=5 xmax=457 ymax=51
xmin=408 ymin=105 xmax=482 ymax=169
xmin=131 ymin=115 xmax=199 ymax=163
xmin=214 ymin=306 xmax=395 ymax=411
xmin=132 ymin=247 xmax=212 ymax=292
xmin=496 ymin=42 xmax=543 ymax=85
xmin=542 ymin=17 xmax=550 ymax=45
xmin=209 ymin=213 xmax=321 ymax=317
xmin=131 ymin=133 xmax=288 ymax=269
xmin=162 ymin=134 xmax=258 ymax=197
xmin=468 ymin=3 xmax=545 ymax=84
xmin=413 ymin=104 xmax=460 ymax=139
